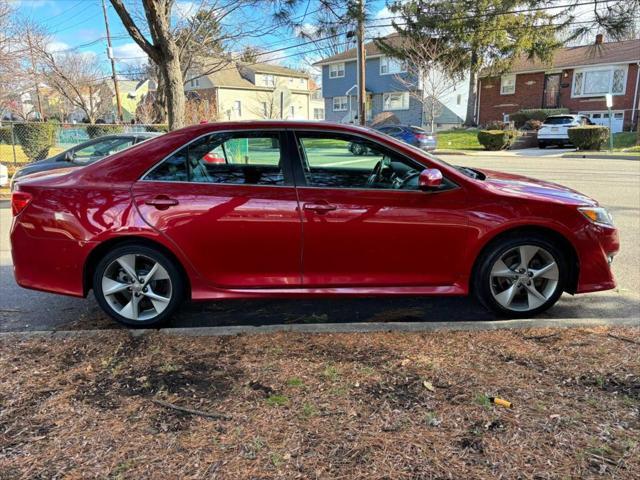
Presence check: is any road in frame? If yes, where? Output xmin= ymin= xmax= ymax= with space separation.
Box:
xmin=1 ymin=154 xmax=638 ymax=332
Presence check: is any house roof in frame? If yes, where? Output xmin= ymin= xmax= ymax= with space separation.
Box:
xmin=494 ymin=38 xmax=640 ymax=75
xmin=205 ymin=62 xmax=309 ymax=89
xmin=241 ymin=62 xmax=309 ymax=78
xmin=313 ymin=34 xmax=402 ymax=65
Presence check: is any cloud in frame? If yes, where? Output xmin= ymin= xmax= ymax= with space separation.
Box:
xmin=174 ymin=1 xmax=197 ymax=20
xmin=112 ymin=42 xmax=148 ymax=67
xmin=45 ymin=41 xmax=70 ymax=54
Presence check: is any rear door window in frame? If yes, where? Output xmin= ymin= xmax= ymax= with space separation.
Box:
xmin=144 ymin=131 xmax=288 ymax=185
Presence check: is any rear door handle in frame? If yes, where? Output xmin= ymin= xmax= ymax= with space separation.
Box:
xmin=145 ymin=196 xmax=179 ymax=209
xmin=303 ymin=202 xmax=337 ymax=214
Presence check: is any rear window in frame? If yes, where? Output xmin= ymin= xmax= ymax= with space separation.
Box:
xmin=543 ymin=116 xmax=575 ymax=125
xmin=409 ymin=126 xmax=428 ymax=133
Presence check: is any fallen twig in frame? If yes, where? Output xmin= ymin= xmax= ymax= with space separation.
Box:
xmin=606 ymin=333 xmax=640 ymax=345
xmin=522 ymin=333 xmax=560 ymax=341
xmin=151 ymin=398 xmax=231 ymax=420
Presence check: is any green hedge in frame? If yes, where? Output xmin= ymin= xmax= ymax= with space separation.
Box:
xmin=14 ymin=123 xmax=58 ymax=161
xmin=477 ymin=130 xmax=516 ymax=150
xmin=0 ymin=126 xmax=11 ymax=144
xmin=145 ymin=124 xmax=169 ymax=133
xmin=568 ymin=126 xmax=609 ymax=151
xmin=86 ymin=124 xmax=125 ymax=138
xmin=510 ymin=108 xmax=570 ymax=128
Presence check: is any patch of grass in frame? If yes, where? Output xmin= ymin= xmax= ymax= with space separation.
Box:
xmin=437 ymin=129 xmax=483 ymax=151
xmin=613 ymin=131 xmax=639 ymax=150
xmin=300 ymin=402 xmax=318 ymax=419
xmin=286 ymin=377 xmax=304 ymax=387
xmin=269 ymin=452 xmax=284 ymax=468
xmin=110 ymin=460 xmax=135 ymax=479
xmin=0 ymin=144 xmax=64 ymax=164
xmin=158 ymin=362 xmax=180 ymax=374
xmin=323 ymin=365 xmax=340 ymax=382
xmin=475 ymin=394 xmax=491 ymax=408
xmin=266 ymin=394 xmax=289 ymax=407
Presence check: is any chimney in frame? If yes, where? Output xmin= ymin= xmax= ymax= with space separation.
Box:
xmin=595 ymin=34 xmax=604 ymax=45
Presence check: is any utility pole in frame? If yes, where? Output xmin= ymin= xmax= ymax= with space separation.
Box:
xmin=102 ymin=0 xmax=123 ymax=122
xmin=26 ymin=33 xmax=44 ymax=121
xmin=356 ymin=0 xmax=366 ymax=126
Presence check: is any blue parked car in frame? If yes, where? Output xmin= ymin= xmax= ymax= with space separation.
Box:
xmin=376 ymin=125 xmax=437 ymax=152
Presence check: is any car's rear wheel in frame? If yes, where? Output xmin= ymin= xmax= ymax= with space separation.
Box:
xmin=473 ymin=235 xmax=567 ymax=318
xmin=349 ymin=142 xmax=367 ymax=155
xmin=538 ymin=141 xmax=546 ymax=149
xmin=93 ymin=244 xmax=184 ymax=327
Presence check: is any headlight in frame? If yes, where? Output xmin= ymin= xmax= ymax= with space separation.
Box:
xmin=578 ymin=207 xmax=614 ymax=227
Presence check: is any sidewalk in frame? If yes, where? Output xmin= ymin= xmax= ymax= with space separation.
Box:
xmin=436 ymin=147 xmax=640 ymax=160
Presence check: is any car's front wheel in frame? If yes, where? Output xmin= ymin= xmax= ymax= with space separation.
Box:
xmin=473 ymin=235 xmax=567 ymax=318
xmin=93 ymin=244 xmax=184 ymax=327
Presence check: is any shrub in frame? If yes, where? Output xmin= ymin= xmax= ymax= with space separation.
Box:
xmin=477 ymin=130 xmax=516 ymax=150
xmin=14 ymin=122 xmax=58 ymax=161
xmin=568 ymin=126 xmax=609 ymax=151
xmin=510 ymin=108 xmax=570 ymax=128
xmin=145 ymin=124 xmax=169 ymax=133
xmin=0 ymin=126 xmax=12 ymax=144
xmin=484 ymin=120 xmax=508 ymax=130
xmin=86 ymin=124 xmax=125 ymax=138
xmin=523 ymin=119 xmax=543 ymax=131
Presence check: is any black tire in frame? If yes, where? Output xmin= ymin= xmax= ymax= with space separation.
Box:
xmin=538 ymin=142 xmax=546 ymax=149
xmin=93 ymin=244 xmax=185 ymax=327
xmin=349 ymin=142 xmax=366 ymax=156
xmin=472 ymin=234 xmax=567 ymax=318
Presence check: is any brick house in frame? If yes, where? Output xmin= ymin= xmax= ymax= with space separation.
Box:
xmin=477 ymin=36 xmax=640 ymax=132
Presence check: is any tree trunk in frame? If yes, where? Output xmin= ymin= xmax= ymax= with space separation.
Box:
xmin=464 ymin=51 xmax=479 ymax=127
xmin=160 ymin=44 xmax=185 ymax=130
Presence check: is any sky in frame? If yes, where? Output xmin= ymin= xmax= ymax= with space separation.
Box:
xmin=9 ymin=0 xmax=392 ymax=77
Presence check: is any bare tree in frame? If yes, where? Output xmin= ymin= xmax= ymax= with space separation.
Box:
xmin=393 ymin=38 xmax=462 ymax=132
xmin=37 ymin=47 xmax=112 ymax=123
xmin=109 ymin=0 xmax=276 ymax=130
xmin=249 ymin=91 xmax=282 ymax=119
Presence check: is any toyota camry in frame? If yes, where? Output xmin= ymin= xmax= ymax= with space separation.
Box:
xmin=10 ymin=121 xmax=619 ymax=327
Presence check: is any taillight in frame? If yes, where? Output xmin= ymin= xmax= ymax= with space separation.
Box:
xmin=11 ymin=191 xmax=32 ymax=216
xmin=416 ymin=133 xmax=433 ymax=141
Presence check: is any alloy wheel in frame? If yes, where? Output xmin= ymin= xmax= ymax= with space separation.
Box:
xmin=489 ymin=245 xmax=559 ymax=312
xmin=101 ymin=253 xmax=173 ymax=321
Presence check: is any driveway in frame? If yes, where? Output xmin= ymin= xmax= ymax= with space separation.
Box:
xmin=1 ymin=155 xmax=638 ymax=332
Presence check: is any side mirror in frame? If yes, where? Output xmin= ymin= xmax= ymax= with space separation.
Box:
xmin=419 ymin=168 xmax=443 ymax=190
xmin=64 ymin=151 xmax=74 ymax=162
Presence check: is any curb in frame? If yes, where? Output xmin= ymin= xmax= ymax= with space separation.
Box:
xmin=562 ymin=153 xmax=640 ymax=161
xmin=0 ymin=316 xmax=637 ymax=340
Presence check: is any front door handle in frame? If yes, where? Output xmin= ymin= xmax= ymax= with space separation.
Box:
xmin=303 ymin=202 xmax=337 ymax=214
xmin=145 ymin=196 xmax=179 ymax=210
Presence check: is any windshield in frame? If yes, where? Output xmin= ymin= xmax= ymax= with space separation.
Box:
xmin=543 ymin=116 xmax=575 ymax=125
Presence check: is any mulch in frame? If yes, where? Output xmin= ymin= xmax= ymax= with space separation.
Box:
xmin=0 ymin=325 xmax=638 ymax=479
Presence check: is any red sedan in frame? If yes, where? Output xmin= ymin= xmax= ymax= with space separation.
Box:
xmin=10 ymin=121 xmax=619 ymax=327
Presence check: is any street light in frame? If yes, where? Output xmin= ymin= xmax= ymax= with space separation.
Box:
xmin=605 ymin=93 xmax=613 ymax=151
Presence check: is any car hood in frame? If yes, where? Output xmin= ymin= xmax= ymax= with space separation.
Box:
xmin=476 ymin=168 xmax=597 ymax=206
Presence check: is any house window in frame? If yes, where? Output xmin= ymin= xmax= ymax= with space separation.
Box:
xmin=263 ymin=75 xmax=276 ymax=87
xmin=261 ymin=101 xmax=268 ymax=117
xmin=383 ymin=92 xmax=409 ymax=111
xmin=380 ymin=56 xmax=406 ymax=75
xmin=299 ymin=78 xmax=306 ymax=88
xmin=500 ymin=74 xmax=516 ymax=95
xmin=313 ymin=108 xmax=324 ymax=120
xmin=329 ymin=63 xmax=345 ymax=79
xmin=572 ymin=66 xmax=627 ymax=97
xmin=189 ymin=78 xmax=199 ymax=88
xmin=333 ymin=96 xmax=348 ymax=111
xmin=233 ymin=100 xmax=242 ymax=117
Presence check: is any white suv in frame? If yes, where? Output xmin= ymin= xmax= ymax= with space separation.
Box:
xmin=538 ymin=114 xmax=593 ymax=148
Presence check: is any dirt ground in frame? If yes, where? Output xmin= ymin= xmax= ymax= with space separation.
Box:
xmin=1 ymin=326 xmax=638 ymax=479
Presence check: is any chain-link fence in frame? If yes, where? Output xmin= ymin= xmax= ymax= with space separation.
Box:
xmin=0 ymin=122 xmax=168 ymax=166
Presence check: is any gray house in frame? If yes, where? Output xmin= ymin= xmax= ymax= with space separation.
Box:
xmin=314 ymin=36 xmax=468 ymax=129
